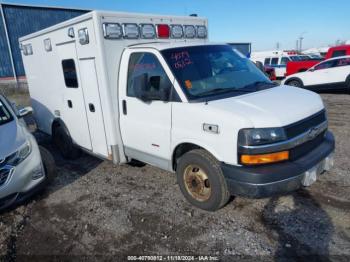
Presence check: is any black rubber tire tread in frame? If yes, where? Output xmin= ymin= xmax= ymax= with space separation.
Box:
xmin=52 ymin=125 xmax=81 ymax=159
xmin=39 ymin=146 xmax=57 ymax=184
xmin=176 ymin=149 xmax=230 ymax=211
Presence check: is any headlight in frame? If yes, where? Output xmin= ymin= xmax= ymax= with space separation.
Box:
xmin=7 ymin=141 xmax=32 ymax=166
xmin=238 ymin=128 xmax=286 ymax=146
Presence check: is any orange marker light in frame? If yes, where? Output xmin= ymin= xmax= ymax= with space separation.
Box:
xmin=241 ymin=151 xmax=289 ymax=165
xmin=185 ymin=80 xmax=192 ymax=89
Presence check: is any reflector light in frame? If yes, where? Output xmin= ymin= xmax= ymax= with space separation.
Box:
xmin=241 ymin=151 xmax=289 ymax=165
xmin=23 ymin=44 xmax=33 ymax=56
xmin=103 ymin=23 xmax=123 ymax=39
xmin=157 ymin=24 xmax=170 ymax=38
xmin=140 ymin=24 xmax=156 ymax=39
xmin=196 ymin=25 xmax=207 ymax=38
xmin=170 ymin=25 xmax=183 ymax=38
xmin=123 ymin=23 xmax=139 ymax=39
xmin=44 ymin=38 xmax=52 ymax=52
xmin=184 ymin=25 xmax=196 ymax=38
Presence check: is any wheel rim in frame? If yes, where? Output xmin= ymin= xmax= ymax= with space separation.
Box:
xmin=289 ymin=81 xmax=300 ymax=87
xmin=183 ymin=165 xmax=211 ymax=202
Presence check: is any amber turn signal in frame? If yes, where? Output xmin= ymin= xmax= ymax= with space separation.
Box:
xmin=241 ymin=151 xmax=289 ymax=165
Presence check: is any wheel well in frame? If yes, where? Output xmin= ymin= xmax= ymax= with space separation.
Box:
xmin=51 ymin=119 xmax=61 ymax=135
xmin=172 ymin=143 xmax=202 ymax=171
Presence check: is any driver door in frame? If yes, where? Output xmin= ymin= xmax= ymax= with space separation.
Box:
xmin=119 ymin=50 xmax=175 ymax=170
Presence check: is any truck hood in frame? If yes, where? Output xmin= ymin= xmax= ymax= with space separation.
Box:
xmin=207 ymin=85 xmax=324 ymax=127
xmin=0 ymin=120 xmax=27 ymax=160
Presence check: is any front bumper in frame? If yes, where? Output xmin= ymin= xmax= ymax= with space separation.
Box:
xmin=222 ymin=131 xmax=335 ymax=198
xmin=0 ymin=136 xmax=46 ymax=211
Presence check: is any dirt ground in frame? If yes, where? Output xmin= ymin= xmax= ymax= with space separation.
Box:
xmin=0 ymin=86 xmax=349 ymax=261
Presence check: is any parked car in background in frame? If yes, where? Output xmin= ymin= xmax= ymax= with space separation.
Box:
xmin=283 ymin=56 xmax=350 ymax=91
xmin=251 ymin=50 xmax=304 ymax=79
xmin=286 ymin=45 xmax=350 ymax=77
xmin=0 ymin=94 xmax=56 ymax=211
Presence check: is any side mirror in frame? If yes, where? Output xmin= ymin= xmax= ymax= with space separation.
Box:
xmin=133 ymin=73 xmax=150 ymax=102
xmin=17 ymin=106 xmax=33 ymax=118
xmin=309 ymin=68 xmax=315 ymax=72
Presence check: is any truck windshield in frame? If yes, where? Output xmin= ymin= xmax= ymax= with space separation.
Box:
xmin=0 ymin=98 xmax=13 ymax=126
xmin=162 ymin=45 xmax=275 ymax=101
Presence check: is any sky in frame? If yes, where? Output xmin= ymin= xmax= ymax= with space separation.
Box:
xmin=3 ymin=0 xmax=350 ymax=51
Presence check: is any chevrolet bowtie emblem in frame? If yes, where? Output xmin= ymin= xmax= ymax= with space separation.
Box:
xmin=307 ymin=126 xmax=320 ymax=140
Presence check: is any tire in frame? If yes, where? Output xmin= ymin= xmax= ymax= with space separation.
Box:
xmin=52 ymin=124 xmax=81 ymax=159
xmin=287 ymin=79 xmax=303 ymax=88
xmin=39 ymin=146 xmax=56 ymax=184
xmin=176 ymin=149 xmax=230 ymax=211
xmin=346 ymin=75 xmax=350 ymax=91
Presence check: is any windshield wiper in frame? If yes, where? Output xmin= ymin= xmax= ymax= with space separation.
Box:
xmin=198 ymin=87 xmax=253 ymax=97
xmin=242 ymin=81 xmax=279 ymax=91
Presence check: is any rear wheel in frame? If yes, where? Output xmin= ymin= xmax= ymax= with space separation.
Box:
xmin=287 ymin=79 xmax=303 ymax=88
xmin=176 ymin=149 xmax=230 ymax=211
xmin=52 ymin=124 xmax=81 ymax=159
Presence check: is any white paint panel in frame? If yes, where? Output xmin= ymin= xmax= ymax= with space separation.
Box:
xmin=56 ymin=42 xmax=92 ymax=150
xmin=79 ymin=58 xmax=108 ymax=156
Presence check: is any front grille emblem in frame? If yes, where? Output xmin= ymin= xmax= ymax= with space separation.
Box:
xmin=307 ymin=126 xmax=320 ymax=140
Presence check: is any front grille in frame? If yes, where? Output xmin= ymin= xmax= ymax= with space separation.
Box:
xmin=289 ymin=131 xmax=326 ymax=160
xmin=0 ymin=168 xmax=11 ymax=187
xmin=284 ymin=110 xmax=326 ymax=139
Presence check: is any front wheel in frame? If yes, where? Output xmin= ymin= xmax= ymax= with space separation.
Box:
xmin=176 ymin=149 xmax=230 ymax=211
xmin=287 ymin=79 xmax=303 ymax=88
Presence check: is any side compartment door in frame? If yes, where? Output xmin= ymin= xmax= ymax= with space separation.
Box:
xmin=119 ymin=50 xmax=175 ymax=170
xmin=78 ymin=58 xmax=109 ymax=156
xmin=56 ymin=42 xmax=92 ymax=150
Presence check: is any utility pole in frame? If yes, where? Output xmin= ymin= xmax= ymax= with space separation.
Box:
xmin=299 ymin=32 xmax=307 ymax=52
xmin=276 ymin=42 xmax=280 ymax=50
xmin=296 ymin=40 xmax=299 ymax=51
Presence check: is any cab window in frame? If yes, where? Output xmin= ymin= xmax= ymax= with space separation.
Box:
xmin=331 ymin=50 xmax=346 ymax=58
xmin=127 ymin=53 xmax=173 ymax=99
xmin=280 ymin=57 xmax=290 ymax=65
xmin=271 ymin=57 xmax=279 ymax=65
xmin=264 ymin=58 xmax=270 ymax=65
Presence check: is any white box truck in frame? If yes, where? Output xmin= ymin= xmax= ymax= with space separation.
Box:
xmin=20 ymin=11 xmax=335 ymax=211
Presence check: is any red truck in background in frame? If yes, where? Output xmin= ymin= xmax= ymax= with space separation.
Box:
xmin=286 ymin=45 xmax=350 ymax=76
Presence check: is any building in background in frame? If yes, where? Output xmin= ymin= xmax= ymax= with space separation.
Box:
xmin=0 ymin=3 xmax=89 ymax=82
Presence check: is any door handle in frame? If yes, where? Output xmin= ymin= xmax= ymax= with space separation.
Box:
xmin=67 ymin=100 xmax=73 ymax=108
xmin=89 ymin=103 xmax=95 ymax=112
xmin=122 ymin=100 xmax=127 ymax=115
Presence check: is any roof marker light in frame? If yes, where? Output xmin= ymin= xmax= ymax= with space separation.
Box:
xmin=78 ymin=28 xmax=89 ymax=45
xmin=170 ymin=25 xmax=183 ymax=38
xmin=184 ymin=25 xmax=196 ymax=38
xmin=197 ymin=25 xmax=207 ymax=38
xmin=140 ymin=24 xmax=156 ymax=39
xmin=123 ymin=23 xmax=139 ymax=39
xmin=103 ymin=23 xmax=123 ymax=39
xmin=157 ymin=24 xmax=170 ymax=38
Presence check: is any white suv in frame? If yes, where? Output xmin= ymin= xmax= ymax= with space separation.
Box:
xmin=283 ymin=56 xmax=350 ymax=90
xmin=0 ymin=94 xmax=55 ymax=211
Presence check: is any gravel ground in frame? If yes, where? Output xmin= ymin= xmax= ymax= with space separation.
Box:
xmin=0 ymin=89 xmax=349 ymax=261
